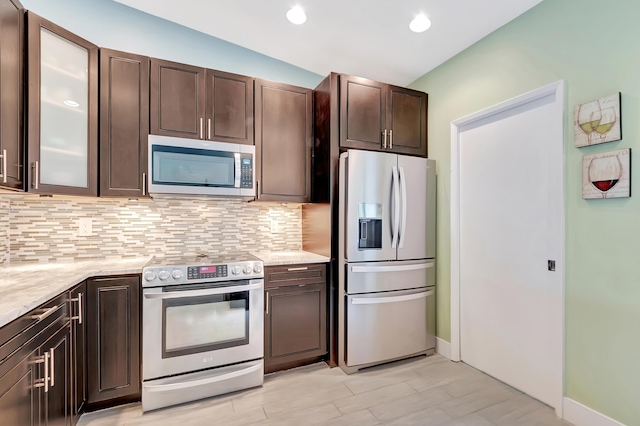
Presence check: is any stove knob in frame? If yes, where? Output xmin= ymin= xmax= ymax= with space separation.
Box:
xmin=231 ymin=266 xmax=241 ymax=275
xmin=172 ymin=270 xmax=183 ymax=280
xmin=158 ymin=270 xmax=170 ymax=281
xmin=144 ymin=271 xmax=157 ymax=282
xmin=243 ymin=264 xmax=253 ymax=275
xmin=253 ymin=264 xmax=263 ymax=274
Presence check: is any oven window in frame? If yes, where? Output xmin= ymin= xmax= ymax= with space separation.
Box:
xmin=152 ymin=145 xmax=235 ymax=187
xmin=162 ymin=291 xmax=249 ymax=358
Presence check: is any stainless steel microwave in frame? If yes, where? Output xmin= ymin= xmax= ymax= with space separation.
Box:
xmin=147 ymin=135 xmax=255 ymax=198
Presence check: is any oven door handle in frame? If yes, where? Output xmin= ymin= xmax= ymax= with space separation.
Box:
xmin=143 ymin=282 xmax=263 ymax=300
xmin=144 ymin=362 xmax=262 ymax=392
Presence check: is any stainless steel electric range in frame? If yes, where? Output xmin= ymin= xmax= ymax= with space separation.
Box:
xmin=141 ymin=253 xmax=264 ymax=412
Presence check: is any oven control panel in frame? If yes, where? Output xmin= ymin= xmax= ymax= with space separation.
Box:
xmin=187 ymin=265 xmax=228 ymax=280
xmin=142 ymin=259 xmax=264 ymax=287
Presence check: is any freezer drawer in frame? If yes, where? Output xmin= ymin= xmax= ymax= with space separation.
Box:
xmin=346 ymin=287 xmax=435 ymax=367
xmin=346 ymin=259 xmax=435 ymax=294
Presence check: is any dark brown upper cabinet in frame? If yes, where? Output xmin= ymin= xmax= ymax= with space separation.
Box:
xmin=0 ymin=0 xmax=25 ymax=191
xmin=340 ymin=74 xmax=427 ymax=157
xmin=26 ymin=12 xmax=99 ymax=196
xmin=150 ymin=59 xmax=254 ymax=144
xmin=206 ymin=69 xmax=253 ymax=144
xmin=99 ymin=49 xmax=150 ymax=198
xmin=254 ymin=79 xmax=312 ymax=203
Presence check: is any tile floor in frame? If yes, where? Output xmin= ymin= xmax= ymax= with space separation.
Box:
xmin=78 ymin=355 xmax=572 ymax=425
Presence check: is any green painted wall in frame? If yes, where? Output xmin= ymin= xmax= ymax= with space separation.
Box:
xmin=410 ymin=0 xmax=640 ymax=423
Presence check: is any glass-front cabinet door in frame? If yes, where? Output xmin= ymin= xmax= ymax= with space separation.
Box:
xmin=27 ymin=12 xmax=98 ymax=195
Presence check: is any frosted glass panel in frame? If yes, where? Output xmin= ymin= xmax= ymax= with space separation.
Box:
xmin=40 ymin=29 xmax=89 ymax=187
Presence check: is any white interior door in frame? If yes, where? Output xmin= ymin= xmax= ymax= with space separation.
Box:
xmin=453 ymin=82 xmax=564 ymax=411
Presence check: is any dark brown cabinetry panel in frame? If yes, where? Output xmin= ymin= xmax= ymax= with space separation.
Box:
xmin=339 ymin=74 xmax=427 ymax=157
xmin=0 ymin=345 xmax=39 ymax=426
xmin=100 ymin=49 xmax=150 ymax=197
xmin=264 ymin=263 xmax=327 ymax=373
xmin=86 ymin=275 xmax=140 ymax=408
xmin=0 ymin=0 xmax=25 ymax=190
xmin=26 ymin=12 xmax=99 ymax=196
xmin=150 ymin=58 xmax=205 ymax=139
xmin=207 ymin=69 xmax=253 ymax=144
xmin=340 ymin=74 xmax=386 ymax=151
xmin=41 ymin=324 xmax=70 ymax=426
xmin=69 ymin=282 xmax=86 ymax=424
xmin=255 ymin=79 xmax=312 ymax=202
xmin=387 ymin=85 xmax=428 ymax=156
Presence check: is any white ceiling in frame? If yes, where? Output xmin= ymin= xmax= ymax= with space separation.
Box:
xmin=114 ymin=0 xmax=542 ymax=86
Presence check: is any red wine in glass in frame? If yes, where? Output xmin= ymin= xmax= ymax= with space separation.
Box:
xmin=591 ymin=179 xmax=618 ymax=192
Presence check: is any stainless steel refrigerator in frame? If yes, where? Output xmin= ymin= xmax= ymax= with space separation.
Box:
xmin=338 ymin=149 xmax=436 ymax=373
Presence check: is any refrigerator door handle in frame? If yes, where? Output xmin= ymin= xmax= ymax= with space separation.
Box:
xmin=399 ymin=166 xmax=408 ymax=248
xmin=350 ymin=262 xmax=434 ymax=273
xmin=351 ymin=290 xmax=433 ymax=305
xmin=391 ymin=166 xmax=400 ymax=249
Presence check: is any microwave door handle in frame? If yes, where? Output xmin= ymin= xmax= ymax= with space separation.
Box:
xmin=399 ymin=166 xmax=408 ymax=248
xmin=143 ymin=282 xmax=263 ymax=299
xmin=234 ymin=153 xmax=241 ymax=188
xmin=391 ymin=166 xmax=400 ymax=249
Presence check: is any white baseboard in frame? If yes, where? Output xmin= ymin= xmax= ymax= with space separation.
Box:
xmin=563 ymin=397 xmax=626 ymax=426
xmin=435 ymin=337 xmax=451 ymax=360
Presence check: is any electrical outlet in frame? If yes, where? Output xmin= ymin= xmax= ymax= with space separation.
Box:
xmin=270 ymin=219 xmax=279 ymax=234
xmin=78 ymin=218 xmax=92 ymax=236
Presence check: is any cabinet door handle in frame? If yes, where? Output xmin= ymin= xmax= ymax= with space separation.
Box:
xmin=34 ymin=352 xmax=49 ymax=392
xmin=49 ymin=348 xmax=55 ymax=388
xmin=200 ymin=118 xmax=204 ymax=139
xmin=142 ymin=172 xmax=147 ymax=196
xmin=208 ymin=118 xmax=212 ymax=140
xmin=0 ymin=149 xmax=6 ymax=183
xmin=71 ymin=293 xmax=83 ymax=324
xmin=256 ymin=180 xmax=260 ymax=199
xmin=32 ymin=161 xmax=39 ymax=189
xmin=265 ymin=291 xmax=269 ymax=315
xmin=287 ymin=267 xmax=308 ymax=272
xmin=382 ymin=129 xmax=387 ymax=149
xmin=389 ymin=129 xmax=393 ymax=149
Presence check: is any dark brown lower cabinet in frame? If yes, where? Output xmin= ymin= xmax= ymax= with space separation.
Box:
xmin=70 ymin=282 xmax=86 ymax=423
xmin=0 ymin=344 xmax=40 ymax=425
xmin=41 ymin=324 xmax=70 ymax=426
xmin=86 ymin=275 xmax=140 ymax=409
xmin=264 ymin=264 xmax=327 ymax=373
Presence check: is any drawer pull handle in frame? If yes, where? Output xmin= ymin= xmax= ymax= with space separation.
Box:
xmin=30 ymin=304 xmax=61 ymax=321
xmin=70 ymin=293 xmax=83 ymax=324
xmin=287 ymin=267 xmax=308 ymax=271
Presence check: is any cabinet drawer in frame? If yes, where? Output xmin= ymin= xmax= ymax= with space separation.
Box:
xmin=264 ymin=263 xmax=326 ymax=288
xmin=0 ymin=292 xmax=68 ymax=365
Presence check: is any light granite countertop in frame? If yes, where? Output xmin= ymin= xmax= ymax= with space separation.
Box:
xmin=251 ymin=250 xmax=330 ymax=266
xmin=0 ymin=257 xmax=152 ymax=329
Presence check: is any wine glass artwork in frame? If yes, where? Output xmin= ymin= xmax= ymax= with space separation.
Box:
xmin=574 ymin=93 xmax=621 ymax=147
xmin=582 ymin=148 xmax=631 ymax=199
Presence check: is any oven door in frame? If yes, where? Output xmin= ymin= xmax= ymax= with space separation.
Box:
xmin=143 ymin=279 xmax=264 ymax=380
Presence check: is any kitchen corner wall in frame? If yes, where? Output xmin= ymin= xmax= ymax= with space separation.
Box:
xmin=1 ymin=195 xmax=301 ymax=264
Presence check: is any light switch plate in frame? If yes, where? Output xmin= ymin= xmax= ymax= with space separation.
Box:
xmin=78 ymin=218 xmax=93 ymax=236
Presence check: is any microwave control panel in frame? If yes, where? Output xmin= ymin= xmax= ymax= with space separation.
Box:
xmin=240 ymin=154 xmax=253 ymax=189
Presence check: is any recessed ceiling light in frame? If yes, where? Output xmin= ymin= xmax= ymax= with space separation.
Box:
xmin=409 ymin=14 xmax=431 ymax=33
xmin=64 ymin=100 xmax=80 ymax=107
xmin=286 ymin=6 xmax=307 ymax=25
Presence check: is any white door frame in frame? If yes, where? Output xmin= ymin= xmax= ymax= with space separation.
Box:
xmin=449 ymin=80 xmax=566 ymax=414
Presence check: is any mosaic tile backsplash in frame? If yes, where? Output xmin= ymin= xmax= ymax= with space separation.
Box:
xmin=0 ymin=197 xmax=9 ymax=265
xmin=2 ymin=194 xmax=301 ymax=264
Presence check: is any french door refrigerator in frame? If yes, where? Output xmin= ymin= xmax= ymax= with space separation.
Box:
xmin=338 ymin=149 xmax=436 ymax=373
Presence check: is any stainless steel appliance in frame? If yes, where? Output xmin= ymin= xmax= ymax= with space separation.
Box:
xmin=338 ymin=150 xmax=436 ymax=373
xmin=147 ymin=135 xmax=255 ymax=198
xmin=141 ymin=253 xmax=264 ymax=412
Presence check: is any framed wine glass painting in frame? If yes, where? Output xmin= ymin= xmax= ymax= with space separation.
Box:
xmin=582 ymin=148 xmax=631 ymax=199
xmin=574 ymin=92 xmax=621 ymax=147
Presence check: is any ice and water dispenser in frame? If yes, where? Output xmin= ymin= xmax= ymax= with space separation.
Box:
xmin=358 ymin=203 xmax=382 ymax=249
